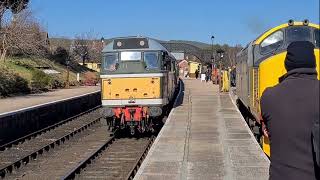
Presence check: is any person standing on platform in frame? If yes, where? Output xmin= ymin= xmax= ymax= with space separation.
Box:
xmin=260 ymin=41 xmax=320 ymax=180
xmin=205 ymin=69 xmax=210 ymax=82
xmin=221 ymin=69 xmax=229 ymax=92
xmin=208 ymin=67 xmax=212 ymax=82
xmin=195 ymin=69 xmax=199 ymax=79
xmin=230 ymin=66 xmax=236 ymax=87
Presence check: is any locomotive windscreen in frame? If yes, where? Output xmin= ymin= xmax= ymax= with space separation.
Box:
xmin=113 ymin=38 xmax=149 ymax=49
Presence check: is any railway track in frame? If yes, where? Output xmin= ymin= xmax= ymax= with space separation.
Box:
xmin=63 ymin=136 xmax=154 ymax=180
xmin=0 ymin=81 xmax=180 ymax=179
xmin=0 ymin=107 xmax=154 ymax=180
xmin=2 ymin=127 xmax=154 ymax=180
xmin=6 ymin=125 xmax=111 ymax=179
xmin=0 ymin=108 xmax=103 ymax=178
xmin=0 ymin=106 xmax=101 ymax=151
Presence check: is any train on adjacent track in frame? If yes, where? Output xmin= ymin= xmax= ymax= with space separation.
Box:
xmin=236 ymin=20 xmax=320 ymax=157
xmin=100 ymin=36 xmax=179 ymax=135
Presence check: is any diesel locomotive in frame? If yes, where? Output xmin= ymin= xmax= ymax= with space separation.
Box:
xmin=100 ymin=36 xmax=178 ymax=135
xmin=236 ymin=20 xmax=320 ymax=156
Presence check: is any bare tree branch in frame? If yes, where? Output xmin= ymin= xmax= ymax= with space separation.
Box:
xmin=71 ymin=33 xmax=102 ymax=65
xmin=0 ymin=9 xmax=49 ymax=61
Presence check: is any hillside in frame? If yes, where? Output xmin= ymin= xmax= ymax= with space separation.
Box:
xmin=0 ymin=57 xmax=96 ymax=97
xmin=49 ymin=37 xmax=213 ymax=50
xmin=167 ymin=40 xmax=211 ymax=49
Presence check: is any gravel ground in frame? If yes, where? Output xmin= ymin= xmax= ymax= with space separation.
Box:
xmin=6 ymin=124 xmax=110 ymax=180
xmin=0 ymin=110 xmax=102 ymax=171
xmin=77 ymin=138 xmax=151 ymax=180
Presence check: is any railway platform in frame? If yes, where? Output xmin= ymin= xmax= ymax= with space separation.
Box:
xmin=0 ymin=86 xmax=100 ymax=115
xmin=135 ymin=79 xmax=270 ymax=180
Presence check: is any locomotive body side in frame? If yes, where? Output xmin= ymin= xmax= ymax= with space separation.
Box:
xmin=236 ymin=21 xmax=320 ymax=156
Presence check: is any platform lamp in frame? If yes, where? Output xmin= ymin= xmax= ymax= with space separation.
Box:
xmin=211 ymin=35 xmax=215 ymax=69
xmin=101 ymin=37 xmax=105 ymax=44
xmin=211 ymin=35 xmax=216 ymax=83
xmin=66 ymin=57 xmax=70 ymax=89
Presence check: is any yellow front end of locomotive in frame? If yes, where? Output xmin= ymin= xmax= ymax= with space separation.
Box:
xmin=101 ymin=76 xmax=162 ymax=101
xmin=258 ymin=48 xmax=320 ymax=157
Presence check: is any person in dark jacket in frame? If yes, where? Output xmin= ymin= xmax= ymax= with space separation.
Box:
xmin=260 ymin=41 xmax=320 ymax=180
xmin=195 ymin=69 xmax=199 ymax=79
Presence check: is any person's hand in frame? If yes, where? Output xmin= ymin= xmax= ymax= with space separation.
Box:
xmin=261 ymin=119 xmax=269 ymax=138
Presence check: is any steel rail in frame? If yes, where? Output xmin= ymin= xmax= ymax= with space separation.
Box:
xmin=0 ymin=116 xmax=102 ymax=178
xmin=60 ymin=134 xmax=116 ymax=180
xmin=0 ymin=105 xmax=101 ymax=151
xmin=125 ymin=136 xmax=155 ymax=180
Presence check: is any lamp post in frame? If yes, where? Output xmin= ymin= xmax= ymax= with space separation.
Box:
xmin=99 ymin=37 xmax=105 ymax=73
xmin=66 ymin=57 xmax=70 ymax=89
xmin=211 ymin=35 xmax=215 ymax=68
xmin=211 ymin=35 xmax=216 ymax=84
xmin=101 ymin=37 xmax=105 ymax=44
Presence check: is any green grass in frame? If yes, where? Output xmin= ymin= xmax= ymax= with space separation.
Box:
xmin=2 ymin=61 xmax=34 ymax=81
xmin=2 ymin=57 xmax=81 ymax=83
xmin=0 ymin=56 xmax=97 ymax=97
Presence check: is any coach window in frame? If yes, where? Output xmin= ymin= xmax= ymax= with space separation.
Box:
xmin=102 ymin=53 xmax=118 ymax=72
xmin=144 ymin=52 xmax=159 ymax=69
xmin=315 ymin=29 xmax=319 ymax=48
xmin=260 ymin=30 xmax=284 ymax=54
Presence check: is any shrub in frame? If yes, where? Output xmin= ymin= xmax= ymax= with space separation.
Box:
xmin=14 ymin=76 xmax=30 ymax=93
xmin=50 ymin=76 xmax=66 ymax=89
xmin=83 ymin=72 xmax=98 ymax=86
xmin=69 ymin=80 xmax=80 ymax=87
xmin=31 ymin=70 xmax=51 ymax=91
xmin=0 ymin=67 xmax=30 ymax=97
xmin=52 ymin=47 xmax=69 ymax=65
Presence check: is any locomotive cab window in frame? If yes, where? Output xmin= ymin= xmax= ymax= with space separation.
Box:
xmin=315 ymin=29 xmax=319 ymax=48
xmin=121 ymin=51 xmax=142 ymax=61
xmin=102 ymin=53 xmax=118 ymax=72
xmin=286 ymin=26 xmax=311 ymax=44
xmin=260 ymin=30 xmax=284 ymax=54
xmin=144 ymin=52 xmax=159 ymax=69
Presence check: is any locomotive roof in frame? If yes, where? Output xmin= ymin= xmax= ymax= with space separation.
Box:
xmin=254 ymin=21 xmax=319 ymax=45
xmin=102 ymin=36 xmax=169 ymax=53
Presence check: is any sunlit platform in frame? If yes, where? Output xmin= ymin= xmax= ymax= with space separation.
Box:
xmin=134 ymin=79 xmax=270 ymax=180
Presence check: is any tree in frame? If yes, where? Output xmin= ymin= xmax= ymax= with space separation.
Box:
xmin=224 ymin=45 xmax=242 ymax=67
xmin=0 ymin=9 xmax=48 ymax=61
xmin=0 ymin=0 xmax=29 ymax=27
xmin=52 ymin=46 xmax=69 ymax=64
xmin=71 ymin=35 xmax=89 ymax=65
xmin=71 ymin=33 xmax=103 ymax=65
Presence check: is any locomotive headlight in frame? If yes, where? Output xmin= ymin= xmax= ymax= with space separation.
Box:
xmin=288 ymin=19 xmax=294 ymax=26
xmin=140 ymin=40 xmax=145 ymax=46
xmin=116 ymin=41 xmax=122 ymax=47
xmin=303 ymin=19 xmax=309 ymax=26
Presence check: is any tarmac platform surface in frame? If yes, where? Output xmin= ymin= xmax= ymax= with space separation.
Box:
xmin=135 ymin=79 xmax=270 ymax=180
xmin=0 ymin=86 xmax=100 ymax=114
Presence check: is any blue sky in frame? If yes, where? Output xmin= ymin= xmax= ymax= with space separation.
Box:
xmin=29 ymin=0 xmax=319 ymax=46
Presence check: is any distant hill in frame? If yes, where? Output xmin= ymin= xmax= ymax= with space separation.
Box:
xmin=48 ymin=36 xmax=241 ymax=65
xmin=167 ymin=40 xmax=211 ymax=49
xmin=49 ymin=37 xmax=212 ymax=50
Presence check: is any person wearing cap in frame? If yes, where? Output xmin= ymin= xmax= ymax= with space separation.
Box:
xmin=260 ymin=41 xmax=320 ymax=180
